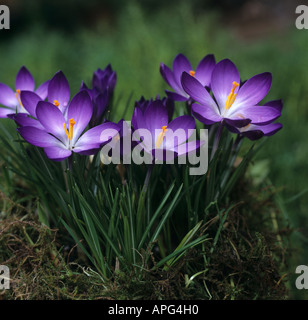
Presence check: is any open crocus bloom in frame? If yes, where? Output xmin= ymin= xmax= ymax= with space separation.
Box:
xmin=181 ymin=59 xmax=281 ymax=128
xmin=160 ymin=53 xmax=216 ymax=101
xmin=0 ymin=66 xmax=49 ymax=118
xmin=17 ymin=91 xmax=120 ymax=161
xmin=133 ymin=100 xmax=203 ymax=162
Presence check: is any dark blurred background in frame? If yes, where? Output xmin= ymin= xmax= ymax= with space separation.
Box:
xmin=0 ymin=0 xmax=307 ymax=299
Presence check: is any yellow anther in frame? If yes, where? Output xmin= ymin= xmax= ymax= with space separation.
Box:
xmin=224 ymin=81 xmax=239 ymax=110
xmin=54 ymin=100 xmax=60 ymax=107
xmin=63 ymin=118 xmax=76 ymax=141
xmin=15 ymin=89 xmax=23 ymax=107
xmin=155 ymin=126 xmax=168 ymax=149
xmin=189 ymin=70 xmax=195 ymax=77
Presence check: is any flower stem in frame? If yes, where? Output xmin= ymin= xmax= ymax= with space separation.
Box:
xmin=210 ymin=122 xmax=224 ymax=161
xmin=232 ymin=134 xmax=243 ymax=153
xmin=186 ymin=98 xmax=193 ymax=115
xmin=67 ymin=155 xmax=73 ymax=172
xmin=143 ymin=163 xmax=154 ymax=191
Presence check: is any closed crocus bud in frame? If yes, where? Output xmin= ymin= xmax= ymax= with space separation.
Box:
xmin=92 ymin=64 xmax=117 ymax=96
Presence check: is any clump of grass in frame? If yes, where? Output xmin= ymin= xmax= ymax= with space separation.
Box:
xmin=0 ymin=176 xmax=290 ymax=300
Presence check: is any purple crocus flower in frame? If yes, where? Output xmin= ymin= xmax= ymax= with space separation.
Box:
xmin=160 ymin=53 xmax=216 ymax=101
xmin=80 ymin=81 xmax=109 ymax=127
xmin=0 ymin=66 xmax=49 ymax=118
xmin=92 ymin=64 xmax=117 ymax=95
xmin=17 ymin=91 xmax=120 ymax=161
xmin=133 ymin=100 xmax=202 ymax=162
xmin=132 ymin=95 xmax=174 ymax=128
xmin=181 ymin=59 xmax=281 ymax=129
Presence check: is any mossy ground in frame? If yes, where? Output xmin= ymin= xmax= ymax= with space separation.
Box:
xmin=0 ymin=175 xmax=291 ymax=300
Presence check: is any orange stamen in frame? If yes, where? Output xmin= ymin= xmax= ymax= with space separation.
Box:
xmin=155 ymin=126 xmax=168 ymax=148
xmin=224 ymin=81 xmax=239 ymax=110
xmin=63 ymin=118 xmax=76 ymax=140
xmin=15 ymin=89 xmax=23 ymax=107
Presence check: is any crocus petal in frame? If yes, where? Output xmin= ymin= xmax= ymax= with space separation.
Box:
xmin=239 ymin=122 xmax=282 ymax=140
xmin=173 ymin=54 xmax=192 ymax=88
xmin=80 ymin=81 xmax=88 ymax=90
xmin=191 ymin=103 xmax=222 ymax=125
xmin=0 ymin=107 xmax=14 ymax=118
xmin=67 ymin=91 xmax=93 ymax=144
xmin=48 ymin=71 xmax=70 ymax=112
xmin=261 ymin=122 xmax=283 ymax=136
xmin=73 ymin=146 xmax=101 ymax=156
xmin=15 ymin=66 xmax=35 ymax=91
xmin=211 ymin=59 xmax=240 ymax=112
xmin=233 ymin=105 xmax=280 ymax=125
xmin=144 ymin=100 xmax=169 ymax=136
xmin=224 ymin=117 xmax=251 ymax=128
xmin=223 ymin=123 xmax=240 ymax=135
xmin=36 ymin=101 xmax=67 ymax=142
xmin=92 ymin=69 xmax=103 ymax=89
xmin=173 ymin=140 xmax=203 ymax=157
xmin=18 ymin=126 xmax=62 ymax=148
xmin=35 ymin=80 xmax=50 ymax=100
xmin=9 ymin=113 xmax=44 ymax=129
xmin=195 ymin=54 xmax=216 ymax=87
xmin=92 ymin=65 xmax=117 ymax=93
xmin=160 ymin=63 xmax=183 ymax=94
xmin=0 ymin=83 xmax=18 ymax=108
xmin=74 ymin=122 xmax=120 ymax=150
xmin=165 ymin=90 xmax=188 ymax=102
xmin=262 ymin=99 xmax=283 ymax=112
xmin=20 ymin=90 xmax=42 ymax=117
xmin=162 ymin=97 xmax=174 ymax=121
xmin=92 ymin=90 xmax=109 ymax=122
xmin=181 ymin=72 xmax=217 ymax=109
xmin=44 ymin=146 xmax=72 ymax=161
xmin=164 ymin=115 xmax=195 ymax=148
xmin=235 ymin=72 xmax=272 ymax=108
xmin=132 ymin=106 xmax=143 ymax=130
xmin=240 ymin=130 xmax=264 ymax=141
xmin=108 ymin=72 xmax=117 ymax=92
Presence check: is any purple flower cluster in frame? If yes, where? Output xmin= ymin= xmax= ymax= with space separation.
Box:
xmin=0 ymin=66 xmax=119 ymax=161
xmin=161 ymin=54 xmax=282 ymax=140
xmin=0 ymin=54 xmax=283 ymax=164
